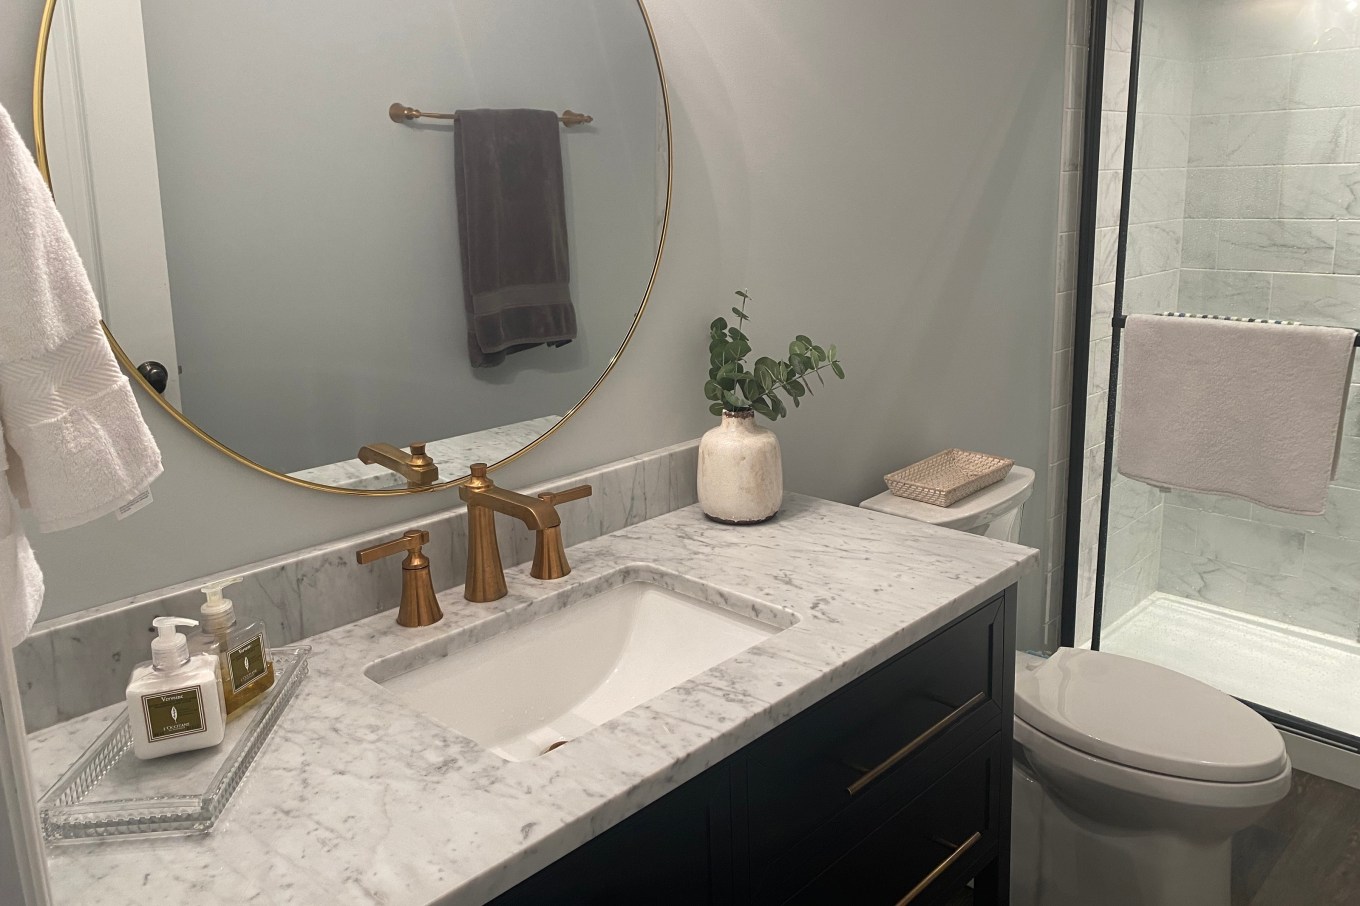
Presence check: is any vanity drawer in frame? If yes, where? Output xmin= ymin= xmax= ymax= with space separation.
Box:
xmin=744 ymin=596 xmax=1005 ymax=868
xmin=781 ymin=734 xmax=1004 ymax=906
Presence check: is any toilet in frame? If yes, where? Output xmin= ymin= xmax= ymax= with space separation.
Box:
xmin=860 ymin=466 xmax=1292 ymax=906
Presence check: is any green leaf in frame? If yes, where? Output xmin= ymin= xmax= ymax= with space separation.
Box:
xmin=721 ymin=388 xmax=745 ymax=409
xmin=729 ymin=340 xmax=751 ymax=361
xmin=827 ymin=345 xmax=837 ymax=361
xmin=810 ymin=345 xmax=826 ymax=364
xmin=734 ymin=289 xmax=750 ymax=299
xmin=709 ymin=402 xmax=725 ymax=416
xmin=831 ymin=361 xmax=845 ymax=379
xmin=795 ymin=334 xmax=813 ymax=347
xmin=787 ymin=380 xmax=805 ymax=399
xmin=710 ymin=316 xmax=728 ymax=332
xmin=731 ymin=306 xmax=749 ymax=322
xmin=728 ymin=327 xmax=747 ymax=342
xmin=774 ymin=396 xmax=787 ymax=418
xmin=703 ymin=380 xmax=722 ymax=401
xmin=752 ymin=400 xmax=775 ymax=420
xmin=789 ymin=339 xmax=810 ymax=357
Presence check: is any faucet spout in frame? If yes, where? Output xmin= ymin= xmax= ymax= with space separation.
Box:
xmin=459 ymin=484 xmax=560 ymax=531
xmin=357 ymin=442 xmax=440 ymax=489
xmin=458 ymin=463 xmax=581 ymax=603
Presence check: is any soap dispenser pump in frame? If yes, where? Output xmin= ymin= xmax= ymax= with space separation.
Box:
xmin=192 ymin=576 xmax=276 ymax=719
xmin=125 ymin=617 xmax=226 ymax=760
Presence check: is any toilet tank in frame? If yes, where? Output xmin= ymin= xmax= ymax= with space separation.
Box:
xmin=859 ymin=465 xmax=1035 ymax=544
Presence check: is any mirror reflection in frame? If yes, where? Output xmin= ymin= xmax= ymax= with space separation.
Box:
xmin=40 ymin=0 xmax=667 ymax=490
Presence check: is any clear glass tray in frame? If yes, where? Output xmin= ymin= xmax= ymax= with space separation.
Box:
xmin=38 ymin=646 xmax=310 ymax=843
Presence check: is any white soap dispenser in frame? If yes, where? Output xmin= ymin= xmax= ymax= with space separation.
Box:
xmin=125 ymin=617 xmax=226 ymax=760
xmin=191 ymin=576 xmax=276 ymax=719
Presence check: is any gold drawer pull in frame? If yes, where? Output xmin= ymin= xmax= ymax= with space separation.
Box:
xmin=846 ymin=691 xmax=987 ymax=796
xmin=895 ymin=831 xmax=983 ymax=905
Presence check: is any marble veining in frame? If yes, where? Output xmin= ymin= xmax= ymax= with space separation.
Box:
xmin=15 ymin=440 xmax=699 ymax=732
xmin=27 ymin=494 xmax=1036 ymax=906
xmin=289 ymin=416 xmax=563 ymax=491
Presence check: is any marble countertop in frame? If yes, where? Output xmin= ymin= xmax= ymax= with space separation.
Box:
xmin=28 ymin=495 xmax=1037 ymax=905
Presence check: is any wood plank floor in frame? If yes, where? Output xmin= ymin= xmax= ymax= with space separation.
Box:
xmin=1233 ymin=770 xmax=1360 ymax=906
xmin=947 ymin=770 xmax=1360 ymax=904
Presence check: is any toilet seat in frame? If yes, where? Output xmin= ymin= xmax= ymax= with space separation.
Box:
xmin=1016 ymin=648 xmax=1288 ymax=783
xmin=1015 ymin=717 xmax=1292 ymax=811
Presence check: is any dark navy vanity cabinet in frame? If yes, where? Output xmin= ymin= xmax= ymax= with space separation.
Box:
xmin=490 ymin=587 xmax=1016 ymax=906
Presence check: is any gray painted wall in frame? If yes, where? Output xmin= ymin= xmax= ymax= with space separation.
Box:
xmin=7 ymin=0 xmax=1064 ymax=643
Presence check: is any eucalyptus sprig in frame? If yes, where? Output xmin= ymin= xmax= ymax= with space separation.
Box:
xmin=704 ymin=290 xmax=846 ymax=421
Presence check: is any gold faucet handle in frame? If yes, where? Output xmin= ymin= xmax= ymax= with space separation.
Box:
xmin=531 ymin=485 xmax=593 ymax=580
xmin=356 ymin=529 xmax=431 ymax=565
xmin=408 ymin=443 xmax=433 ymax=466
xmin=355 ymin=530 xmax=442 ymax=628
xmin=537 ymin=484 xmax=593 ymax=507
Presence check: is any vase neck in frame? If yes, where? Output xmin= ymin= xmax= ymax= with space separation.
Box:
xmin=720 ymin=409 xmax=762 ymax=433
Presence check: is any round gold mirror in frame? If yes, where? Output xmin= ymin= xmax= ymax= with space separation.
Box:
xmin=34 ymin=0 xmax=670 ymax=495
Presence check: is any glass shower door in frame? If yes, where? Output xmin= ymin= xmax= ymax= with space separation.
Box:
xmin=1080 ymin=0 xmax=1360 ymax=745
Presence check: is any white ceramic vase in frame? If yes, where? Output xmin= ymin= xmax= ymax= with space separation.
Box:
xmin=697 ymin=409 xmax=783 ymax=524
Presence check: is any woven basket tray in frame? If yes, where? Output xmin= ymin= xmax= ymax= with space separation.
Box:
xmin=885 ymin=449 xmax=1014 ymax=508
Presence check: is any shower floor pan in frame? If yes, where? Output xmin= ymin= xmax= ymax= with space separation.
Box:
xmin=1101 ymin=592 xmax=1360 ymax=740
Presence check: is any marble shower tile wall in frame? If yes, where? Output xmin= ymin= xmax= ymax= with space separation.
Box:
xmin=1146 ymin=0 xmax=1360 ymax=643
xmin=1045 ymin=0 xmax=1090 ymax=649
xmin=1072 ymin=0 xmax=1192 ymax=645
xmin=12 ymin=440 xmax=700 ymax=732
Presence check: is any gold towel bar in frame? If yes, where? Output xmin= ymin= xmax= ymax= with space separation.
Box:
xmin=388 ymin=103 xmax=593 ymax=127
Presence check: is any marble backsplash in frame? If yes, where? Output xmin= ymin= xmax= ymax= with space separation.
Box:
xmin=13 ymin=440 xmax=699 ymax=732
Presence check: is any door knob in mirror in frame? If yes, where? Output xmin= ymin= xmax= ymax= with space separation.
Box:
xmin=137 ymin=361 xmax=169 ymax=394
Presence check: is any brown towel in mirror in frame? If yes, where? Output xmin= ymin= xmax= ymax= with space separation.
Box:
xmin=455 ymin=108 xmax=576 ymax=367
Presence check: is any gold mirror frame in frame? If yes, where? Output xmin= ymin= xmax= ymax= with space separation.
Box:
xmin=32 ymin=0 xmax=671 ymax=496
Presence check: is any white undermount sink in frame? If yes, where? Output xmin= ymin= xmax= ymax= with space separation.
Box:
xmin=371 ymin=569 xmax=794 ymax=762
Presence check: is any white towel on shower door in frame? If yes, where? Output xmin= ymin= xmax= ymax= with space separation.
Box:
xmin=1117 ymin=314 xmax=1355 ymax=516
xmin=0 ymin=102 xmax=163 ymax=645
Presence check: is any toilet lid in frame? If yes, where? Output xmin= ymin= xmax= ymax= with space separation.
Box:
xmin=860 ymin=466 xmax=1034 ymax=532
xmin=1015 ymin=648 xmax=1288 ymax=783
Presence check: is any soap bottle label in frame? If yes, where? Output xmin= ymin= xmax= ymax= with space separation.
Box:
xmin=142 ymin=687 xmax=206 ymax=742
xmin=228 ymin=634 xmax=268 ymax=693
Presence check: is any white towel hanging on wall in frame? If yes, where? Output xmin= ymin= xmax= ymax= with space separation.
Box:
xmin=0 ymin=102 xmax=163 ymax=644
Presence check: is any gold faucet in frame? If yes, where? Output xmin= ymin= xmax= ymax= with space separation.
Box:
xmin=357 ymin=442 xmax=440 ymax=488
xmin=355 ymin=530 xmax=444 ymax=627
xmin=458 ymin=463 xmax=593 ymax=603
